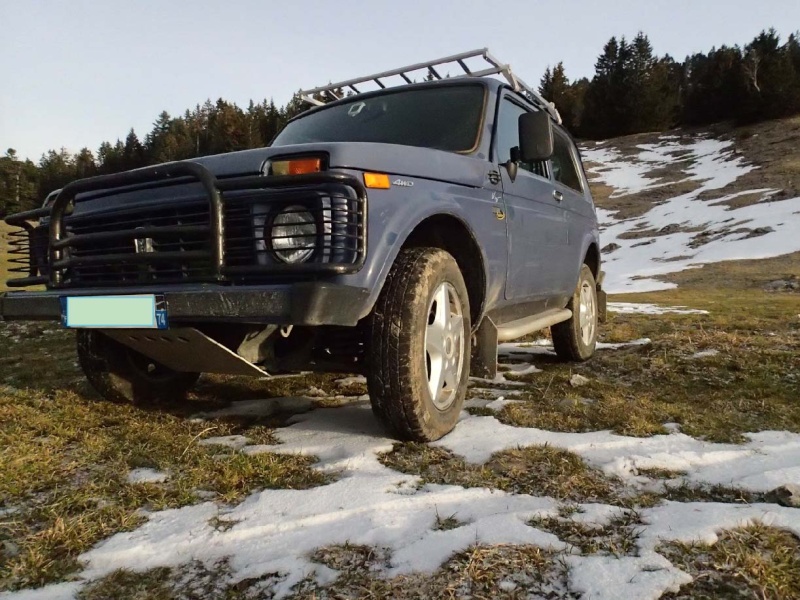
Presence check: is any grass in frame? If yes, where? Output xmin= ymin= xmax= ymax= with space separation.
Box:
xmin=380 ymin=443 xmax=636 ymax=506
xmin=660 ymin=524 xmax=800 ymax=600
xmin=0 ymin=321 xmax=341 ymax=591
xmin=529 ymin=509 xmax=644 ymax=557
xmin=488 ymin=278 xmax=800 ymax=444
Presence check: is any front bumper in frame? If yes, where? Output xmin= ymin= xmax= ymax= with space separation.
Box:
xmin=0 ymin=283 xmax=370 ymax=327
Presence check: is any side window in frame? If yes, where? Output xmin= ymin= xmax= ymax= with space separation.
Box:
xmin=495 ymin=98 xmax=547 ymax=177
xmin=551 ymin=131 xmax=583 ymax=192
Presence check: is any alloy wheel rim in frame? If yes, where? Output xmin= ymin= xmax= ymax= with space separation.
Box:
xmin=579 ymin=280 xmax=597 ymax=346
xmin=424 ymin=282 xmax=465 ymax=411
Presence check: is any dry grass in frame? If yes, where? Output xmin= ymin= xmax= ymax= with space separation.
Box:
xmin=490 ymin=283 xmax=799 ymax=444
xmin=0 ymin=322 xmax=336 ymax=591
xmin=661 ymin=524 xmax=800 ymax=600
xmin=380 ymin=443 xmax=631 ymax=505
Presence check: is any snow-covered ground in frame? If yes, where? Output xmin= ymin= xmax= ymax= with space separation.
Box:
xmin=583 ymin=135 xmax=800 ymax=293
xmin=4 ymin=133 xmax=800 ymax=600
xmin=7 ymin=337 xmax=800 ymax=600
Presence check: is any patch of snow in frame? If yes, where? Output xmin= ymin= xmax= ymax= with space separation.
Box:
xmin=691 ymin=349 xmax=720 ymax=359
xmin=127 ymin=468 xmax=168 ymax=484
xmin=566 ymin=551 xmax=692 ymax=600
xmin=502 ymin=363 xmax=542 ymax=376
xmin=608 ymin=303 xmax=708 ymax=315
xmin=437 ymin=417 xmax=800 ymax=493
xmin=596 ymin=338 xmax=651 ymax=350
xmin=4 ymin=399 xmax=798 ymax=599
xmin=335 ymin=375 xmax=367 ymax=386
xmin=0 ymin=582 xmax=84 ymax=600
xmin=470 ymin=372 xmax=526 ymax=387
xmin=78 ymin=405 xmax=567 ymax=598
xmin=584 ymin=134 xmax=800 ymax=293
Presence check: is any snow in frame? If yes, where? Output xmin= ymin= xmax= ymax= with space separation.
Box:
xmin=10 ymin=397 xmax=795 ymax=600
xmin=566 ymin=552 xmax=692 ymax=600
xmin=335 ymin=375 xmax=367 ymax=386
xmin=0 ymin=583 xmax=83 ymax=600
xmin=691 ymin=349 xmax=720 ymax=359
xmin=126 ymin=468 xmax=168 ymax=484
xmin=583 ymin=134 xmax=800 ymax=293
xmin=608 ymin=302 xmax=709 ymax=315
xmin=437 ymin=417 xmax=800 ymax=493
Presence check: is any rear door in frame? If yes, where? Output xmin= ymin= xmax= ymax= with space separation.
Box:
xmin=495 ymin=95 xmax=571 ymax=301
xmin=550 ymin=128 xmax=592 ymax=291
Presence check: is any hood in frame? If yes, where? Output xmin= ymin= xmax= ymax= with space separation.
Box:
xmin=67 ymin=142 xmax=489 ymax=217
xmin=190 ymin=142 xmax=489 ymax=189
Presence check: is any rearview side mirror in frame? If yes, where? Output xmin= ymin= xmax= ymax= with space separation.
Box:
xmin=518 ymin=111 xmax=554 ymax=162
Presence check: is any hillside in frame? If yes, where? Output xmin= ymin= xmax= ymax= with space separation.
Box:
xmin=582 ymin=115 xmax=800 ymax=293
xmin=0 ymin=121 xmax=799 ymax=599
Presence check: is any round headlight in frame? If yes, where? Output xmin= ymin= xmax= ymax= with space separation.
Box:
xmin=269 ymin=205 xmax=317 ymax=263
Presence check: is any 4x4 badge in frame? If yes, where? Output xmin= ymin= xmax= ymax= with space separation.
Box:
xmin=393 ymin=179 xmax=414 ymax=187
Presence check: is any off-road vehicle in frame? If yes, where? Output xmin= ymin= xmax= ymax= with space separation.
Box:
xmin=1 ymin=49 xmax=605 ymax=441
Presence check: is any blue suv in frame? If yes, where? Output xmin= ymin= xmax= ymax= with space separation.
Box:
xmin=1 ymin=50 xmax=605 ymax=441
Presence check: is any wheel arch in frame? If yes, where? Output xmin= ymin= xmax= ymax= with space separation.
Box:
xmin=583 ymin=241 xmax=600 ymax=281
xmin=375 ymin=213 xmax=488 ymax=326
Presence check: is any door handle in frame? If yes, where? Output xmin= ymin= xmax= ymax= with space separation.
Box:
xmin=553 ymin=190 xmax=564 ymax=202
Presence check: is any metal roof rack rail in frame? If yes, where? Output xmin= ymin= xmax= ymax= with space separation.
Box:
xmin=299 ymin=48 xmax=562 ymax=124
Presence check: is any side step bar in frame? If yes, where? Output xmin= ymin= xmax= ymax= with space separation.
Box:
xmin=496 ymin=308 xmax=572 ymax=342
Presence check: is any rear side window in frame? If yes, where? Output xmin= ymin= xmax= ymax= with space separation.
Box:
xmin=551 ymin=131 xmax=583 ymax=192
xmin=495 ymin=98 xmax=547 ymax=177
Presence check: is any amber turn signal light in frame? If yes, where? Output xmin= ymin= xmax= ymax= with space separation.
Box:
xmin=364 ymin=172 xmax=391 ymax=189
xmin=270 ymin=158 xmax=322 ymax=176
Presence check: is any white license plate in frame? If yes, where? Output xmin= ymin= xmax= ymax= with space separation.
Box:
xmin=62 ymin=295 xmax=168 ymax=329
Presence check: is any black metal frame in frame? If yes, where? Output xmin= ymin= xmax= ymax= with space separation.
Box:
xmin=4 ymin=163 xmax=368 ymax=289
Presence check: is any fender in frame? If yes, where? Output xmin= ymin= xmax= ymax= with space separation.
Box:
xmin=330 ymin=176 xmax=507 ymax=322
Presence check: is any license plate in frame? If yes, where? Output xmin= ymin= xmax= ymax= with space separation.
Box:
xmin=61 ymin=295 xmax=168 ymax=329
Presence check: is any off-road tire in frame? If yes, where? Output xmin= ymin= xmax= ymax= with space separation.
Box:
xmin=552 ymin=264 xmax=598 ymax=361
xmin=367 ymin=247 xmax=471 ymax=441
xmin=77 ymin=330 xmax=200 ymax=404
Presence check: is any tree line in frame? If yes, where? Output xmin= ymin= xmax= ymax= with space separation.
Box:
xmin=2 ymin=28 xmax=799 ymax=217
xmin=541 ymin=28 xmax=800 ymax=139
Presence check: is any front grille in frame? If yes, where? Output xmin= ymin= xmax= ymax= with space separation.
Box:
xmin=4 ymin=167 xmax=367 ymax=289
xmin=64 ymin=202 xmax=214 ymax=286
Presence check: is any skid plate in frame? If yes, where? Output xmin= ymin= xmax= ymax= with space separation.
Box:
xmin=103 ymin=327 xmax=269 ymax=377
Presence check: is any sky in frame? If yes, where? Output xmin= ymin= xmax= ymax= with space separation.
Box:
xmin=2 ymin=0 xmax=799 ymax=162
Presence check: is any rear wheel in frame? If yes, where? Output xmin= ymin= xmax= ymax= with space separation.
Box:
xmin=552 ymin=264 xmax=598 ymax=361
xmin=77 ymin=330 xmax=200 ymax=405
xmin=367 ymin=247 xmax=471 ymax=441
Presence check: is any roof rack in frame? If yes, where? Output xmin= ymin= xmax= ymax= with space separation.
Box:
xmin=299 ymin=48 xmax=562 ymax=124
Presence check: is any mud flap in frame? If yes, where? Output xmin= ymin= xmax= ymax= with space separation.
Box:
xmin=471 ymin=316 xmax=498 ymax=380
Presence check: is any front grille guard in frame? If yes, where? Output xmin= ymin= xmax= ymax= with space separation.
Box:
xmin=3 ymin=163 xmax=368 ymax=289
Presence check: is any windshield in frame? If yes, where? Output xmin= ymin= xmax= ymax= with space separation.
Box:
xmin=272 ymin=84 xmax=485 ymax=153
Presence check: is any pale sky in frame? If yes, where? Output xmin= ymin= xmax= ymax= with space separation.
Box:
xmin=2 ymin=0 xmax=799 ymax=161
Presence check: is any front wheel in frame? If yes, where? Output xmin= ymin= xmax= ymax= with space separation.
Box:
xmin=552 ymin=264 xmax=598 ymax=361
xmin=77 ymin=330 xmax=200 ymax=405
xmin=367 ymin=247 xmax=471 ymax=442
